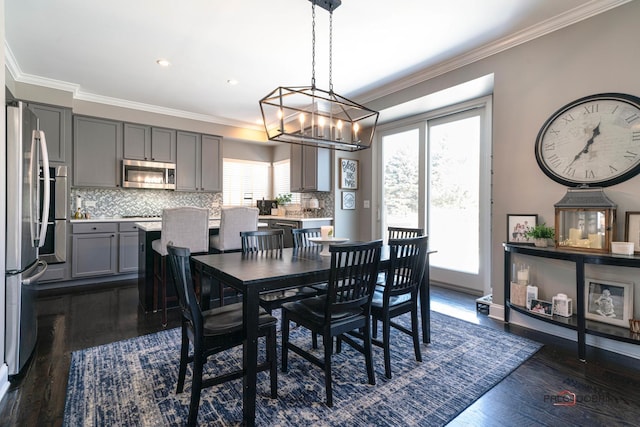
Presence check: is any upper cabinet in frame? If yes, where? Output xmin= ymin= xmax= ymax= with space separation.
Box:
xmin=123 ymin=123 xmax=176 ymax=163
xmin=73 ymin=116 xmax=123 ymax=188
xmin=290 ymin=144 xmax=331 ymax=192
xmin=176 ymin=131 xmax=222 ymax=192
xmin=27 ymin=103 xmax=71 ymax=163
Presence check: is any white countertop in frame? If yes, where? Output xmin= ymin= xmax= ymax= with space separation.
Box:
xmin=70 ymin=215 xmax=333 ymax=224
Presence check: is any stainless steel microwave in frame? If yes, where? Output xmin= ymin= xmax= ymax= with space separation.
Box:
xmin=122 ymin=159 xmax=176 ymax=189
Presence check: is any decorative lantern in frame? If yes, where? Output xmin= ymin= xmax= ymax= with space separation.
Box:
xmin=554 ymin=187 xmax=616 ymax=253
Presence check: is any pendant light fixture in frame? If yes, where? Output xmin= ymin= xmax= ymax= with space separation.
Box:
xmin=259 ymin=0 xmax=379 ymax=151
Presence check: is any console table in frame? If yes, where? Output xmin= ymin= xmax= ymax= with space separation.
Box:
xmin=503 ymin=243 xmax=640 ymax=361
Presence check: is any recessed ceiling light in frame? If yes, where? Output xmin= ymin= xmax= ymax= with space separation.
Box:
xmin=227 ymin=79 xmax=239 ymax=85
xmin=156 ymin=59 xmax=171 ymax=67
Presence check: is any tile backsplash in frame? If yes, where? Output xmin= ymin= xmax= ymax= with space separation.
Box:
xmin=71 ymin=188 xmax=334 ymax=218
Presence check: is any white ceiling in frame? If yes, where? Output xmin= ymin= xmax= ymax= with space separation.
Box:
xmin=4 ymin=0 xmax=628 ymax=131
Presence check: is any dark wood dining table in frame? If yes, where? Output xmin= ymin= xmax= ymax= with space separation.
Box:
xmin=191 ymin=245 xmax=434 ymax=426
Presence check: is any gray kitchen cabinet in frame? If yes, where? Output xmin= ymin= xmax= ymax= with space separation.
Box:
xmin=176 ymin=131 xmax=222 ymax=192
xmin=118 ymin=223 xmax=140 ymax=273
xmin=123 ymin=123 xmax=176 ymax=163
xmin=27 ymin=103 xmax=71 ymax=164
xmin=290 ymin=144 xmax=331 ymax=192
xmin=73 ymin=116 xmax=123 ymax=188
xmin=71 ymin=223 xmax=118 ymax=278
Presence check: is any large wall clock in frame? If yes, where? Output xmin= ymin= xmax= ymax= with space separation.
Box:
xmin=535 ymin=93 xmax=640 ymax=187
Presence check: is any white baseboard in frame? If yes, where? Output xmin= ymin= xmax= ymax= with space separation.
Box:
xmin=0 ymin=364 xmax=9 ymax=404
xmin=489 ymin=303 xmax=505 ymax=321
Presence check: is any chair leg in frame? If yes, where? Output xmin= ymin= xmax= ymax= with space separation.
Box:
xmin=383 ymin=314 xmax=392 ymax=379
xmin=176 ymin=322 xmax=189 ymax=394
xmin=372 ymin=318 xmax=378 ymax=339
xmin=364 ymin=319 xmax=376 ymax=385
xmin=323 ymin=332 xmax=333 ymax=407
xmin=187 ymin=351 xmax=204 ymax=427
xmin=267 ymin=325 xmax=278 ymax=399
xmin=411 ymin=305 xmax=422 ymax=363
xmin=161 ymin=256 xmax=168 ymax=327
xmin=281 ymin=312 xmax=290 ymax=373
xmin=312 ymin=332 xmax=318 ymax=349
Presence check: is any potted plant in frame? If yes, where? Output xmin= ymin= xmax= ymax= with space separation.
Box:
xmin=525 ymin=223 xmax=555 ymax=247
xmin=275 ymin=193 xmax=292 ymax=216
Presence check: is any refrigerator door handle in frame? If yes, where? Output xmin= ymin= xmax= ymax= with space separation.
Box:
xmin=22 ymin=259 xmax=48 ymax=285
xmin=32 ymin=130 xmax=50 ymax=247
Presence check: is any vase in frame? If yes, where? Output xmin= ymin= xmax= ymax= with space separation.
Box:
xmin=534 ymin=238 xmax=548 ymax=248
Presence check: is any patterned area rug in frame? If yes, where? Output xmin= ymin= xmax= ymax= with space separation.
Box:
xmin=63 ymin=312 xmax=541 ymax=426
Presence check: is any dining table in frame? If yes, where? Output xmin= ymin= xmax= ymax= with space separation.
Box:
xmin=191 ymin=245 xmax=435 ymax=426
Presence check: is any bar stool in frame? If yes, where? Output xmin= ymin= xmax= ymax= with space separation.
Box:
xmin=209 ymin=207 xmax=259 ymax=253
xmin=152 ymin=207 xmax=209 ymax=326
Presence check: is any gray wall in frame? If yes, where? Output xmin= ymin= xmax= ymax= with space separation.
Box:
xmin=355 ymin=2 xmax=640 ymax=316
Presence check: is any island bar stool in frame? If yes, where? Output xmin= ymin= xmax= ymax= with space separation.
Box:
xmin=209 ymin=206 xmax=259 ymax=253
xmin=152 ymin=207 xmax=209 ymax=326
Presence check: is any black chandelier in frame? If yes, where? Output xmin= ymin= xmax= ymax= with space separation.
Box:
xmin=259 ymin=0 xmax=379 ymax=151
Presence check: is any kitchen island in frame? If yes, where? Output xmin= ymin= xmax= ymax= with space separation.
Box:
xmin=135 ymin=216 xmax=333 ymax=312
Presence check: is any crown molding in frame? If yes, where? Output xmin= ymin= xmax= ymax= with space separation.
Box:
xmin=355 ymin=0 xmax=632 ymax=105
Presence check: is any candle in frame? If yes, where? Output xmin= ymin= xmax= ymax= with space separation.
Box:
xmin=517 ymin=268 xmax=529 ymax=285
xmin=299 ymin=113 xmax=305 ymax=135
xmin=336 ymin=120 xmax=343 ymax=140
xmin=353 ymin=122 xmax=359 ymax=142
xmin=321 ymin=225 xmax=334 ymax=239
xmin=318 ymin=116 xmax=325 ymax=138
xmin=569 ymin=227 xmax=582 ymax=242
xmin=277 ymin=109 xmax=284 ymax=133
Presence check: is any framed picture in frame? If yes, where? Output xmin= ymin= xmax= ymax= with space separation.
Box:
xmin=339 ymin=158 xmax=359 ymax=189
xmin=585 ymin=278 xmax=634 ymax=328
xmin=507 ymin=214 xmax=538 ymax=244
xmin=624 ymin=211 xmax=640 ymax=253
xmin=529 ymin=299 xmax=553 ymax=317
xmin=342 ymin=191 xmax=356 ymax=210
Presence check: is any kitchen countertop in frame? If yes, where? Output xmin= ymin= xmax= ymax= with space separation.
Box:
xmin=70 ymin=215 xmax=333 ymax=224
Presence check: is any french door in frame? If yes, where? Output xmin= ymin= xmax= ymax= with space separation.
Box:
xmin=377 ymin=97 xmax=492 ymax=293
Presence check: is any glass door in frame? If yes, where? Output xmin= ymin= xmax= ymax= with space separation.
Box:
xmin=378 ymin=98 xmax=491 ymax=293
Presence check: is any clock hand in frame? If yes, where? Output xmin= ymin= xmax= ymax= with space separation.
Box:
xmin=568 ymin=123 xmax=601 ymax=167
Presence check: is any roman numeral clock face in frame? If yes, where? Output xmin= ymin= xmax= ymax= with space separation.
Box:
xmin=535 ymin=93 xmax=640 ymax=187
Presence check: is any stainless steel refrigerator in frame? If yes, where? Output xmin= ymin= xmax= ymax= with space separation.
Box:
xmin=5 ymin=101 xmax=50 ymax=377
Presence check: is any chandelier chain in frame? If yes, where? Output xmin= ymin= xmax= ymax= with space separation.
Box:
xmin=311 ymin=2 xmax=316 ymax=88
xmin=329 ymin=10 xmax=333 ymax=93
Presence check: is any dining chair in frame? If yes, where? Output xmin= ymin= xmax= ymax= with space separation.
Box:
xmin=240 ymin=229 xmax=320 ymax=313
xmin=291 ymin=227 xmax=321 ymax=248
xmin=370 ymin=235 xmax=429 ymax=379
xmin=152 ymin=207 xmax=209 ymax=326
xmin=166 ymin=245 xmax=277 ymax=427
xmin=281 ymin=239 xmax=383 ymax=407
xmin=209 ymin=206 xmax=258 ymax=253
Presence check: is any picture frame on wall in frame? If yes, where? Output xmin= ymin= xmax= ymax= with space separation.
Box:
xmin=342 ymin=191 xmax=356 ymax=210
xmin=624 ymin=211 xmax=640 ymax=253
xmin=585 ymin=278 xmax=634 ymax=328
xmin=506 ymin=214 xmax=538 ymax=244
xmin=339 ymin=158 xmax=359 ymax=189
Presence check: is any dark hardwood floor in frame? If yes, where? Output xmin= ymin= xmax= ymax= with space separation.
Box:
xmin=0 ymin=281 xmax=638 ymax=426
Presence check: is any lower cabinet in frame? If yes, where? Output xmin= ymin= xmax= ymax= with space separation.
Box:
xmin=71 ymin=222 xmax=141 ymax=278
xmin=72 ymin=223 xmax=118 ymax=278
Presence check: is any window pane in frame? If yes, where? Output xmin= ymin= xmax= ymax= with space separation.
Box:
xmin=222 ymin=159 xmax=270 ymax=206
xmin=382 ymin=129 xmax=420 ymax=231
xmin=429 ymin=114 xmax=480 ymax=274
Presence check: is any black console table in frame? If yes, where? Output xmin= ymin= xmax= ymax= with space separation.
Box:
xmin=503 ymin=243 xmax=640 ymax=361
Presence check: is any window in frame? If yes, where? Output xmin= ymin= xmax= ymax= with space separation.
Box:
xmin=223 ymin=158 xmax=299 ymax=205
xmin=222 ymin=159 xmax=270 ymax=206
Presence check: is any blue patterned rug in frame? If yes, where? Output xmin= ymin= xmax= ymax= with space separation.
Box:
xmin=63 ymin=311 xmax=541 ymax=426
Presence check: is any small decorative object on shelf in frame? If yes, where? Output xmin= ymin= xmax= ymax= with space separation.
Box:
xmin=554 ymin=187 xmax=616 ymax=253
xmin=526 ymin=285 xmax=538 ymax=310
xmin=585 ymin=278 xmax=634 ymax=328
xmin=611 ymin=241 xmax=634 ymax=255
xmin=525 ymin=224 xmax=554 ymax=248
xmin=629 ymin=319 xmax=640 ymax=334
xmin=530 ymin=299 xmax=553 ymax=316
xmin=510 ymin=282 xmax=527 ymax=307
xmin=552 ymin=293 xmax=573 ymax=317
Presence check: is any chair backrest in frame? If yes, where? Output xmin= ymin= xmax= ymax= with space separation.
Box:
xmin=166 ymin=245 xmax=202 ymax=331
xmin=240 ymin=229 xmax=284 ymax=253
xmin=159 ymin=207 xmax=209 ymax=255
xmin=387 ymin=226 xmax=425 ymax=240
xmin=291 ymin=227 xmax=321 ymax=248
xmin=384 ymin=235 xmax=429 ymax=300
xmin=218 ymin=207 xmax=259 ymax=251
xmin=326 ymin=240 xmax=383 ymax=316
